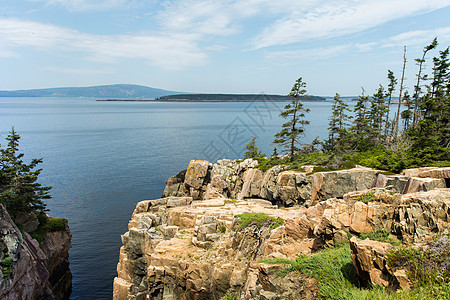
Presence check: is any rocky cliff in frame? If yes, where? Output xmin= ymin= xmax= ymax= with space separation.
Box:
xmin=0 ymin=204 xmax=72 ymax=299
xmin=114 ymin=160 xmax=450 ymax=299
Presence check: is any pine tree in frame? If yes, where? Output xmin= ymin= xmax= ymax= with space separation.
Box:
xmin=243 ymin=136 xmax=262 ymax=159
xmin=326 ymin=93 xmax=352 ymax=152
xmin=384 ymin=70 xmax=397 ymax=136
xmin=369 ymin=85 xmax=388 ymax=143
xmin=0 ymin=128 xmax=51 ymax=219
xmin=412 ymin=38 xmax=438 ymax=126
xmin=351 ymin=90 xmax=370 ymax=150
xmin=273 ymin=77 xmax=310 ymax=161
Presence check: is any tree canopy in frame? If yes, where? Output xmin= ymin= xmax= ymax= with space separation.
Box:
xmin=0 ymin=128 xmax=51 ymax=220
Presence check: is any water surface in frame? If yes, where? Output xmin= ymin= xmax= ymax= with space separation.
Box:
xmin=0 ymin=98 xmax=332 ymax=299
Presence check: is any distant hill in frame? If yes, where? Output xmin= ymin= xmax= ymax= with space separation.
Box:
xmin=156 ymin=94 xmax=326 ymax=102
xmin=0 ymin=84 xmax=181 ymax=99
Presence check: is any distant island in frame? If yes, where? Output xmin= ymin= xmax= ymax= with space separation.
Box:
xmin=0 ymin=84 xmax=326 ymax=102
xmin=153 ymin=94 xmax=326 ymax=102
xmin=0 ymin=84 xmax=182 ymax=99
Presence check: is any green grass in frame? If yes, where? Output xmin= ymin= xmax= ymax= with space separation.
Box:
xmin=386 ymin=236 xmax=450 ymax=288
xmin=29 ymin=214 xmax=68 ymax=243
xmin=355 ymin=190 xmax=376 ymax=204
xmin=359 ymin=229 xmax=400 ymax=246
xmin=235 ymin=213 xmax=284 ymax=231
xmin=260 ymin=241 xmax=450 ymax=299
xmin=260 ymin=243 xmax=360 ymax=299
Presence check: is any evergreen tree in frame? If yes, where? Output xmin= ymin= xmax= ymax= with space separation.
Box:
xmin=369 ymin=85 xmax=388 ymax=143
xmin=0 ymin=128 xmax=51 ymax=219
xmin=408 ymin=47 xmax=450 ymax=160
xmin=326 ymin=93 xmax=352 ymax=152
xmin=401 ymin=91 xmax=413 ymax=130
xmin=412 ymin=38 xmax=438 ymax=126
xmin=273 ymin=77 xmax=310 ymax=161
xmin=351 ymin=90 xmax=370 ymax=150
xmin=384 ymin=70 xmax=397 ymax=136
xmin=243 ymin=136 xmax=263 ymax=159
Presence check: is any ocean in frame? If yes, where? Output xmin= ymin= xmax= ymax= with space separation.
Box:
xmin=0 ymin=97 xmax=332 ymax=299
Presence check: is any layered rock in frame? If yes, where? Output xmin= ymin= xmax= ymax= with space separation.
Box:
xmin=114 ymin=185 xmax=450 ymax=299
xmin=115 ymin=161 xmax=450 ymax=299
xmin=0 ymin=204 xmax=72 ymax=300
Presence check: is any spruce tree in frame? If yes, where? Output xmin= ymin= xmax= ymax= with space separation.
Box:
xmin=384 ymin=70 xmax=397 ymax=136
xmin=273 ymin=77 xmax=310 ymax=161
xmin=412 ymin=38 xmax=438 ymax=126
xmin=326 ymin=93 xmax=352 ymax=152
xmin=369 ymin=85 xmax=388 ymax=143
xmin=243 ymin=136 xmax=262 ymax=159
xmin=0 ymin=128 xmax=51 ymax=219
xmin=351 ymin=90 xmax=370 ymax=151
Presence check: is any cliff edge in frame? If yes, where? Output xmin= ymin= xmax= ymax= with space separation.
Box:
xmin=114 ymin=160 xmax=449 ymax=299
xmin=0 ymin=204 xmax=72 ymax=300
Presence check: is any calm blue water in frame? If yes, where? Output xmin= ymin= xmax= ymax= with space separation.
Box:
xmin=0 ymin=98 xmax=332 ymax=299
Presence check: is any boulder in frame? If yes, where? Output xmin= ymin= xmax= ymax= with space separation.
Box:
xmin=349 ymin=236 xmax=392 ymax=287
xmin=273 ymin=171 xmax=312 ymax=206
xmin=260 ymin=165 xmax=285 ymax=201
xmin=162 ymin=170 xmax=186 ymax=197
xmin=403 ymin=177 xmax=446 ymax=194
xmin=349 ymin=202 xmax=375 ymax=234
xmin=240 ymin=169 xmax=264 ymax=199
xmin=204 ymin=160 xmax=235 ymax=199
xmin=419 ymin=167 xmax=450 ymax=179
xmin=311 ymin=168 xmax=378 ymax=204
xmin=184 ymin=160 xmax=210 ymax=189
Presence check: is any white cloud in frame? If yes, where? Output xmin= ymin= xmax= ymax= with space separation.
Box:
xmin=385 ymin=27 xmax=450 ymax=48
xmin=250 ymin=0 xmax=450 ymax=49
xmin=0 ymin=18 xmax=206 ymax=69
xmin=29 ymin=0 xmax=141 ymax=12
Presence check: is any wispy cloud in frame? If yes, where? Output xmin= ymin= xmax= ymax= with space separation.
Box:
xmin=29 ymin=0 xmax=140 ymax=12
xmin=385 ymin=27 xmax=450 ymax=48
xmin=250 ymin=0 xmax=450 ymax=49
xmin=0 ymin=18 xmax=206 ymax=69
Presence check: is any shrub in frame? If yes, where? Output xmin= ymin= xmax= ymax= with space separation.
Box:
xmin=386 ymin=236 xmax=450 ymax=288
xmin=30 ymin=216 xmax=68 ymax=243
xmin=47 ymin=217 xmax=68 ymax=231
xmin=355 ymin=190 xmax=376 ymax=204
xmin=359 ymin=228 xmax=400 ymax=246
xmin=235 ymin=213 xmax=284 ymax=231
xmin=218 ymin=225 xmax=226 ymax=233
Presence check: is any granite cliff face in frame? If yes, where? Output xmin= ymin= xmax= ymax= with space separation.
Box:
xmin=0 ymin=204 xmax=72 ymax=300
xmin=114 ymin=160 xmax=450 ymax=299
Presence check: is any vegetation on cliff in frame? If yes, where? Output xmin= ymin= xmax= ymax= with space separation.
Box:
xmin=262 ymin=235 xmax=450 ymax=300
xmin=0 ymin=128 xmax=67 ymax=245
xmin=246 ymin=38 xmax=449 ymax=173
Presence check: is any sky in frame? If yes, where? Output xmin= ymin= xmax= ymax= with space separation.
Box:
xmin=1 ymin=0 xmax=450 ymax=96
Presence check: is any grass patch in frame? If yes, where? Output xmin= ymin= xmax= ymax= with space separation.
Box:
xmin=224 ymin=198 xmax=238 ymax=204
xmin=359 ymin=228 xmax=400 ymax=246
xmin=355 ymin=190 xmax=376 ymax=204
xmin=260 ymin=241 xmax=450 ymax=299
xmin=386 ymin=236 xmax=450 ymax=288
xmin=218 ymin=225 xmax=226 ymax=233
xmin=29 ymin=214 xmax=68 ymax=244
xmin=235 ymin=213 xmax=284 ymax=231
xmin=260 ymin=243 xmax=360 ymax=299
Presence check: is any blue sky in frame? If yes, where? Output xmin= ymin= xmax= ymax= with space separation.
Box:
xmin=1 ymin=0 xmax=450 ymax=96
